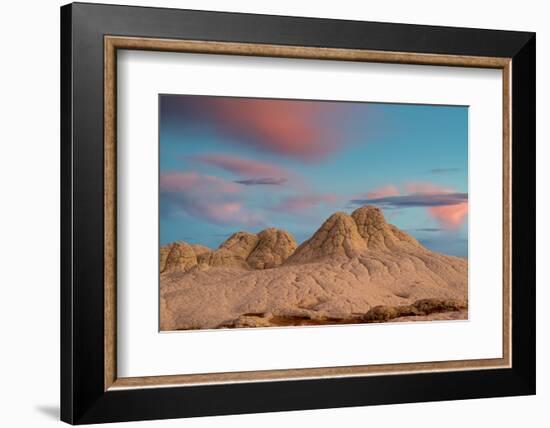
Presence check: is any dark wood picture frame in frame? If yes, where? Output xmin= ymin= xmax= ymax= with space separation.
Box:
xmin=61 ymin=2 xmax=536 ymax=424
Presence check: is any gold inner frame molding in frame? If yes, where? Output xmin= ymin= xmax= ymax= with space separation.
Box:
xmin=104 ymin=35 xmax=512 ymax=391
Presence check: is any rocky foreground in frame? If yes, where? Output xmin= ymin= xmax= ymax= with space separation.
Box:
xmin=160 ymin=206 xmax=468 ymax=330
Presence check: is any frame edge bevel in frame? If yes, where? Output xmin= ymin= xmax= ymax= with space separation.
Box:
xmin=61 ymin=3 xmax=75 ymax=424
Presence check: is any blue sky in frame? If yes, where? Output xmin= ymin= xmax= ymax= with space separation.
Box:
xmin=159 ymin=95 xmax=468 ymax=257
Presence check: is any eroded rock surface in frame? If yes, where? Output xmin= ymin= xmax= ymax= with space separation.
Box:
xmin=160 ymin=205 xmax=468 ymax=330
xmin=161 ymin=242 xmax=197 ymax=273
xmin=352 ymin=205 xmax=421 ymax=250
xmin=247 ymin=228 xmax=297 ymax=269
xmin=219 ymin=232 xmax=259 ymax=260
xmin=197 ymin=248 xmax=249 ymax=269
xmin=286 ymin=212 xmax=366 ymax=264
xmin=190 ymin=244 xmax=211 ymax=257
xmin=363 ymin=298 xmax=467 ymax=322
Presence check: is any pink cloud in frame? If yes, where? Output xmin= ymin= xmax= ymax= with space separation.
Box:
xmin=196 ymin=202 xmax=264 ymax=226
xmin=367 ymin=184 xmax=400 ymax=199
xmin=276 ymin=193 xmax=339 ymax=213
xmin=160 ymin=171 xmax=264 ymax=226
xmin=405 ymin=182 xmax=468 ymax=229
xmin=160 ymin=171 xmax=240 ymax=193
xmin=428 ymin=203 xmax=468 ymax=230
xmin=404 ymin=182 xmax=452 ymax=195
xmin=194 ymin=154 xmax=287 ymax=178
xmin=202 ymin=98 xmax=348 ymax=161
xmin=358 ymin=181 xmax=468 ymax=230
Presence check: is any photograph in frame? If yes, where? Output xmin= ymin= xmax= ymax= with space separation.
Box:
xmin=159 ymin=95 xmax=469 ymax=331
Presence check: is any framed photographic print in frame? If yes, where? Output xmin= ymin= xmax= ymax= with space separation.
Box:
xmin=60 ymin=2 xmax=536 ymax=424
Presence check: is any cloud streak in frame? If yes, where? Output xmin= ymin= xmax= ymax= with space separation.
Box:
xmin=408 ymin=227 xmax=443 ymax=232
xmin=235 ymin=177 xmax=288 ymax=186
xmin=194 ymin=153 xmax=287 ymax=178
xmin=351 ymin=192 xmax=468 ymax=208
xmin=404 ymin=182 xmax=452 ymax=195
xmin=160 ymin=171 xmax=240 ymax=194
xmin=353 ymin=182 xmax=468 ymax=230
xmin=430 ymin=167 xmax=461 ymax=174
xmin=366 ymin=184 xmax=400 ymax=199
xmin=160 ymin=171 xmax=264 ymax=226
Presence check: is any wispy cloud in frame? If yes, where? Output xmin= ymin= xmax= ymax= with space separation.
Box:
xmin=429 ymin=167 xmax=461 ymax=174
xmin=366 ymin=184 xmax=400 ymax=199
xmin=405 ymin=182 xmax=468 ymax=229
xmin=404 ymin=182 xmax=452 ymax=195
xmin=235 ymin=177 xmax=288 ymax=186
xmin=352 ymin=181 xmax=468 ymax=230
xmin=351 ymin=192 xmax=468 ymax=208
xmin=428 ymin=203 xmax=468 ymax=230
xmin=194 ymin=153 xmax=287 ymax=178
xmin=408 ymin=227 xmax=443 ymax=232
xmin=160 ymin=171 xmax=264 ymax=226
xmin=160 ymin=171 xmax=240 ymax=194
xmin=276 ymin=193 xmax=339 ymax=213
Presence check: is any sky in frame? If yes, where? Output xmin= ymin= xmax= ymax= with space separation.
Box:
xmin=159 ymin=94 xmax=468 ymax=257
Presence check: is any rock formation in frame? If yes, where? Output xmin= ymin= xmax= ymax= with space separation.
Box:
xmin=247 ymin=228 xmax=297 ymax=269
xmin=363 ymin=298 xmax=467 ymax=322
xmin=352 ymin=206 xmax=422 ymax=250
xmin=161 ymin=241 xmax=197 ymax=273
xmin=286 ymin=212 xmax=367 ymax=263
xmin=190 ymin=244 xmax=211 ymax=257
xmin=196 ymin=248 xmax=249 ymax=269
xmin=218 ymin=232 xmax=259 ymax=259
xmin=161 ymin=228 xmax=298 ymax=272
xmin=160 ymin=205 xmax=468 ymax=330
